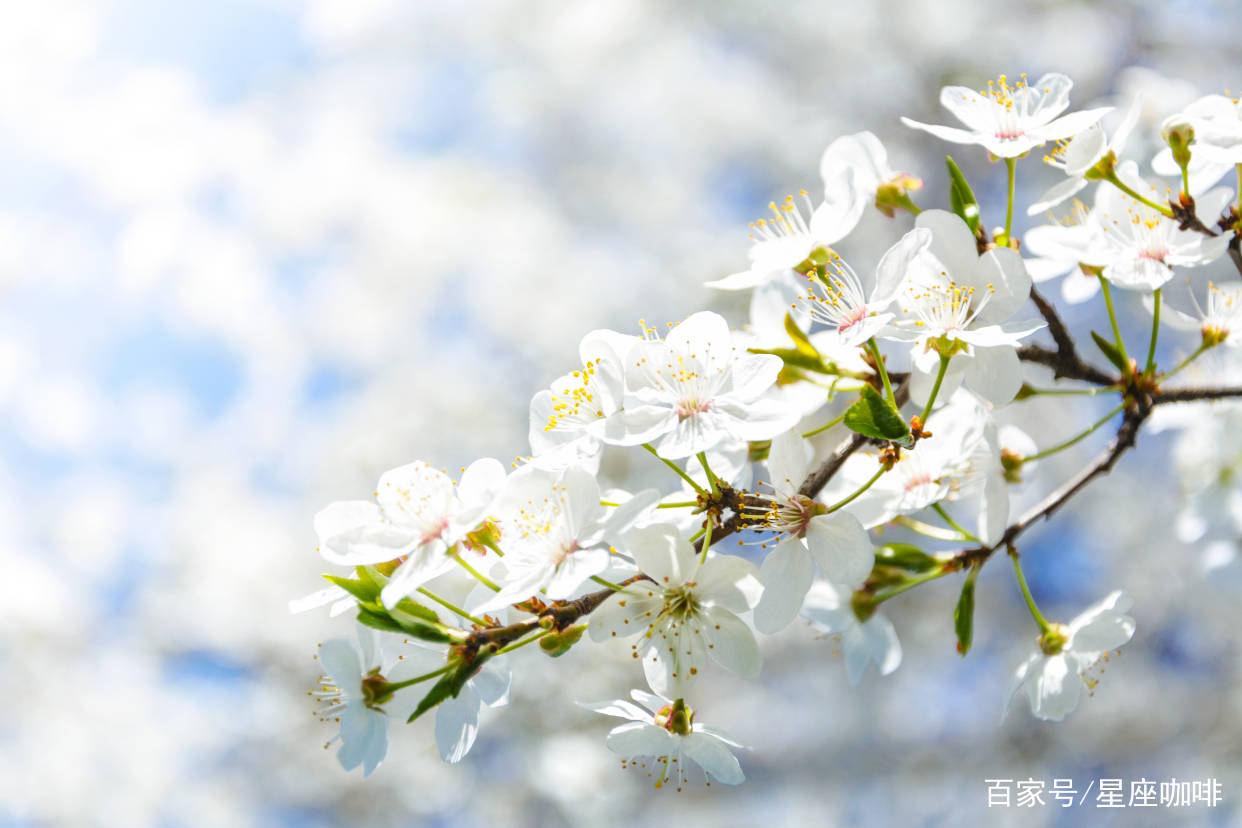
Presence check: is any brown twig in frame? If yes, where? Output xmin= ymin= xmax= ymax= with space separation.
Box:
xmin=955 ymin=404 xmax=1149 ymax=569
xmin=1017 ymin=344 xmax=1118 ymax=386
xmin=1152 ymin=386 xmax=1242 ymax=404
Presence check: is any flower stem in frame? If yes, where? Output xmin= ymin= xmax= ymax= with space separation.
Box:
xmin=643 ymin=443 xmax=705 ymax=494
xmin=452 ymin=552 xmax=501 ymax=592
xmin=495 ymin=628 xmax=552 ymax=656
xmin=802 ymin=410 xmax=848 ymax=439
xmin=1010 ymin=550 xmax=1050 ymax=633
xmin=383 ymin=663 xmax=453 ymax=692
xmin=931 ymin=502 xmax=979 ymax=544
xmin=697 ymin=452 xmax=722 ymax=496
xmin=1103 ymin=171 xmax=1175 ymax=218
xmin=698 ymin=518 xmax=715 ymax=565
xmin=894 ymin=514 xmax=968 ymax=542
xmin=417 ymin=587 xmax=489 ymax=626
xmin=590 ymin=574 xmax=627 ymax=592
xmin=1162 ymin=342 xmax=1212 ymax=380
xmin=1022 ymin=401 xmax=1126 ymax=462
xmin=1004 ymin=156 xmax=1017 ymax=240
xmin=1096 ymin=274 xmax=1131 ymax=374
xmin=1019 ymin=384 xmax=1123 ymax=397
xmin=826 ymin=462 xmax=888 ymax=513
xmin=867 ymin=337 xmax=898 ymax=410
xmin=874 ymin=568 xmax=951 ymax=604
xmin=1145 ymin=288 xmax=1161 ymax=376
xmin=920 ymin=353 xmax=952 ymax=422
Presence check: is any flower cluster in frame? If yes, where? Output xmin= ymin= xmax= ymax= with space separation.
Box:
xmin=295 ymin=71 xmax=1242 ymax=784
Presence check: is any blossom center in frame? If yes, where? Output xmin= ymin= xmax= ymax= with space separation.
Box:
xmin=675 ymin=397 xmax=712 ymax=421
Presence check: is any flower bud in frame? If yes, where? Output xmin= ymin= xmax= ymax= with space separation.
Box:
xmin=1082 ymin=149 xmax=1118 ymax=181
xmin=874 ymin=173 xmax=924 ymax=218
xmin=1001 ymin=449 xmax=1025 ymax=484
xmin=1037 ymin=622 xmax=1070 ymax=656
xmin=1161 ymin=115 xmax=1195 ymax=172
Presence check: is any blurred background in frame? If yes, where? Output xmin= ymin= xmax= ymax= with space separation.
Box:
xmin=3 ymin=0 xmax=1242 ymax=825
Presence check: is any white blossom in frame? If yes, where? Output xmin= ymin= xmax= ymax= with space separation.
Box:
xmin=589 ymin=524 xmax=762 ymax=698
xmin=620 ymin=311 xmax=799 ymax=459
xmin=1081 ymin=161 xmax=1232 ymax=291
xmin=312 ymin=459 xmax=507 ymax=609
xmin=528 ymin=329 xmax=642 ymax=472
xmin=1029 ymin=94 xmax=1143 ymax=214
xmin=890 ymin=210 xmax=1041 ymax=406
xmin=706 ymin=182 xmax=864 ymax=291
xmin=1153 ymin=93 xmax=1242 ymax=189
xmin=751 ymin=431 xmax=875 ymax=634
xmin=312 ymin=627 xmax=422 ymax=776
xmin=902 ymin=73 xmax=1110 ymax=159
xmin=801 ymin=580 xmax=902 ymax=685
xmin=581 ymin=689 xmax=745 ymax=789
xmin=1006 ymin=591 xmax=1136 ymax=721
xmin=797 ymin=228 xmax=932 ymax=348
xmin=478 ymin=464 xmax=657 ymax=612
xmin=818 ymin=131 xmax=922 ymax=218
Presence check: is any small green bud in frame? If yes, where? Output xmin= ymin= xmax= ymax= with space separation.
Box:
xmin=875 ymin=543 xmax=939 ymax=573
xmin=748 ymin=440 xmax=772 ymax=462
xmin=1083 ymin=150 xmax=1118 ymax=181
xmin=1162 ymin=116 xmax=1195 ymax=171
xmin=1038 ymin=622 xmax=1070 ymax=656
xmin=538 ymin=623 xmax=587 ymax=657
xmin=655 ymin=698 xmax=695 ymax=736
xmin=1001 ymin=449 xmax=1025 ymax=484
xmin=850 ymin=589 xmax=878 ymax=623
xmin=1203 ymin=324 xmax=1230 ymax=348
xmin=874 ymin=173 xmax=924 ymax=217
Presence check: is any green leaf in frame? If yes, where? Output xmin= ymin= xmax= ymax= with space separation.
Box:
xmin=748 ymin=347 xmax=832 ymax=376
xmin=323 ymin=574 xmax=379 ymax=604
xmin=356 ymin=608 xmax=406 ymax=635
xmin=393 ymin=597 xmax=441 ymax=624
xmin=954 ymin=566 xmax=980 ymax=656
xmin=946 ymin=156 xmax=981 ymax=233
xmin=407 ymin=653 xmax=490 ymax=723
xmin=875 ymin=544 xmax=939 ymax=573
xmin=1090 ymin=330 xmax=1130 ymax=372
xmin=843 ymin=385 xmax=911 ymax=442
xmin=784 ymin=312 xmax=820 ymax=358
xmin=388 ymin=606 xmax=454 ymax=644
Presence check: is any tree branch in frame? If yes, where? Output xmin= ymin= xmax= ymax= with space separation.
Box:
xmin=1152 ymin=386 xmax=1242 ymax=404
xmin=1017 ymin=343 xmax=1118 ymax=387
xmin=954 ymin=403 xmax=1149 ymax=569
